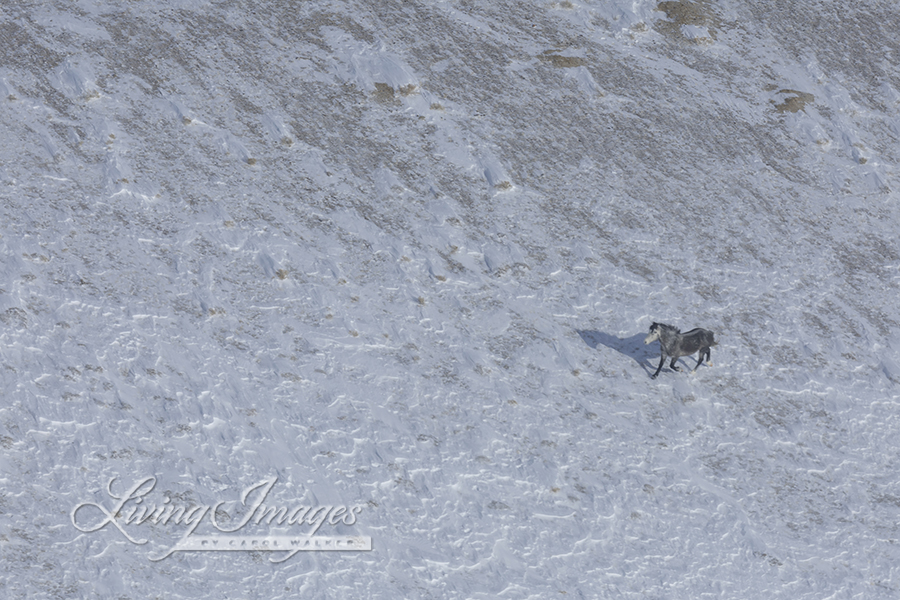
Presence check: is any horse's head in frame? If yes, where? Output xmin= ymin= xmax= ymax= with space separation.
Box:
xmin=644 ymin=322 xmax=661 ymax=344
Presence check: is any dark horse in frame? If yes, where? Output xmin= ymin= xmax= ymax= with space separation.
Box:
xmin=644 ymin=322 xmax=717 ymax=379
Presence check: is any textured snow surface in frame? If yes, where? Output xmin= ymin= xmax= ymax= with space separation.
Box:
xmin=2 ymin=0 xmax=900 ymax=597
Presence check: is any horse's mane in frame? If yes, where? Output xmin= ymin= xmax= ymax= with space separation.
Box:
xmin=658 ymin=323 xmax=681 ymax=334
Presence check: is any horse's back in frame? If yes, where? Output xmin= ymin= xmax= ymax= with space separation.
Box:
xmin=684 ymin=327 xmax=716 ymax=347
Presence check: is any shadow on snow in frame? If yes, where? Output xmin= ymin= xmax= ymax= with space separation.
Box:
xmin=577 ymin=330 xmax=660 ymax=376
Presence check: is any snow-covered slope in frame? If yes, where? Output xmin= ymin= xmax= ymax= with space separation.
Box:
xmin=2 ymin=0 xmax=899 ymax=597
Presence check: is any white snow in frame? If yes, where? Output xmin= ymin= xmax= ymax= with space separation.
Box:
xmin=1 ymin=0 xmax=900 ymax=598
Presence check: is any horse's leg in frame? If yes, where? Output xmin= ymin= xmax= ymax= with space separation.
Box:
xmin=670 ymin=357 xmax=680 ymax=371
xmin=692 ymin=350 xmax=705 ymax=373
xmin=652 ymin=354 xmax=665 ymax=379
xmin=706 ymin=347 xmax=713 ymax=366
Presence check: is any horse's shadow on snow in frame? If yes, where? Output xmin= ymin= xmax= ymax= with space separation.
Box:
xmin=577 ymin=330 xmax=657 ymax=375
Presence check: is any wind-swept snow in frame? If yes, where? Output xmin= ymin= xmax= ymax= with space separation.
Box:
xmin=1 ymin=0 xmax=899 ymax=598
